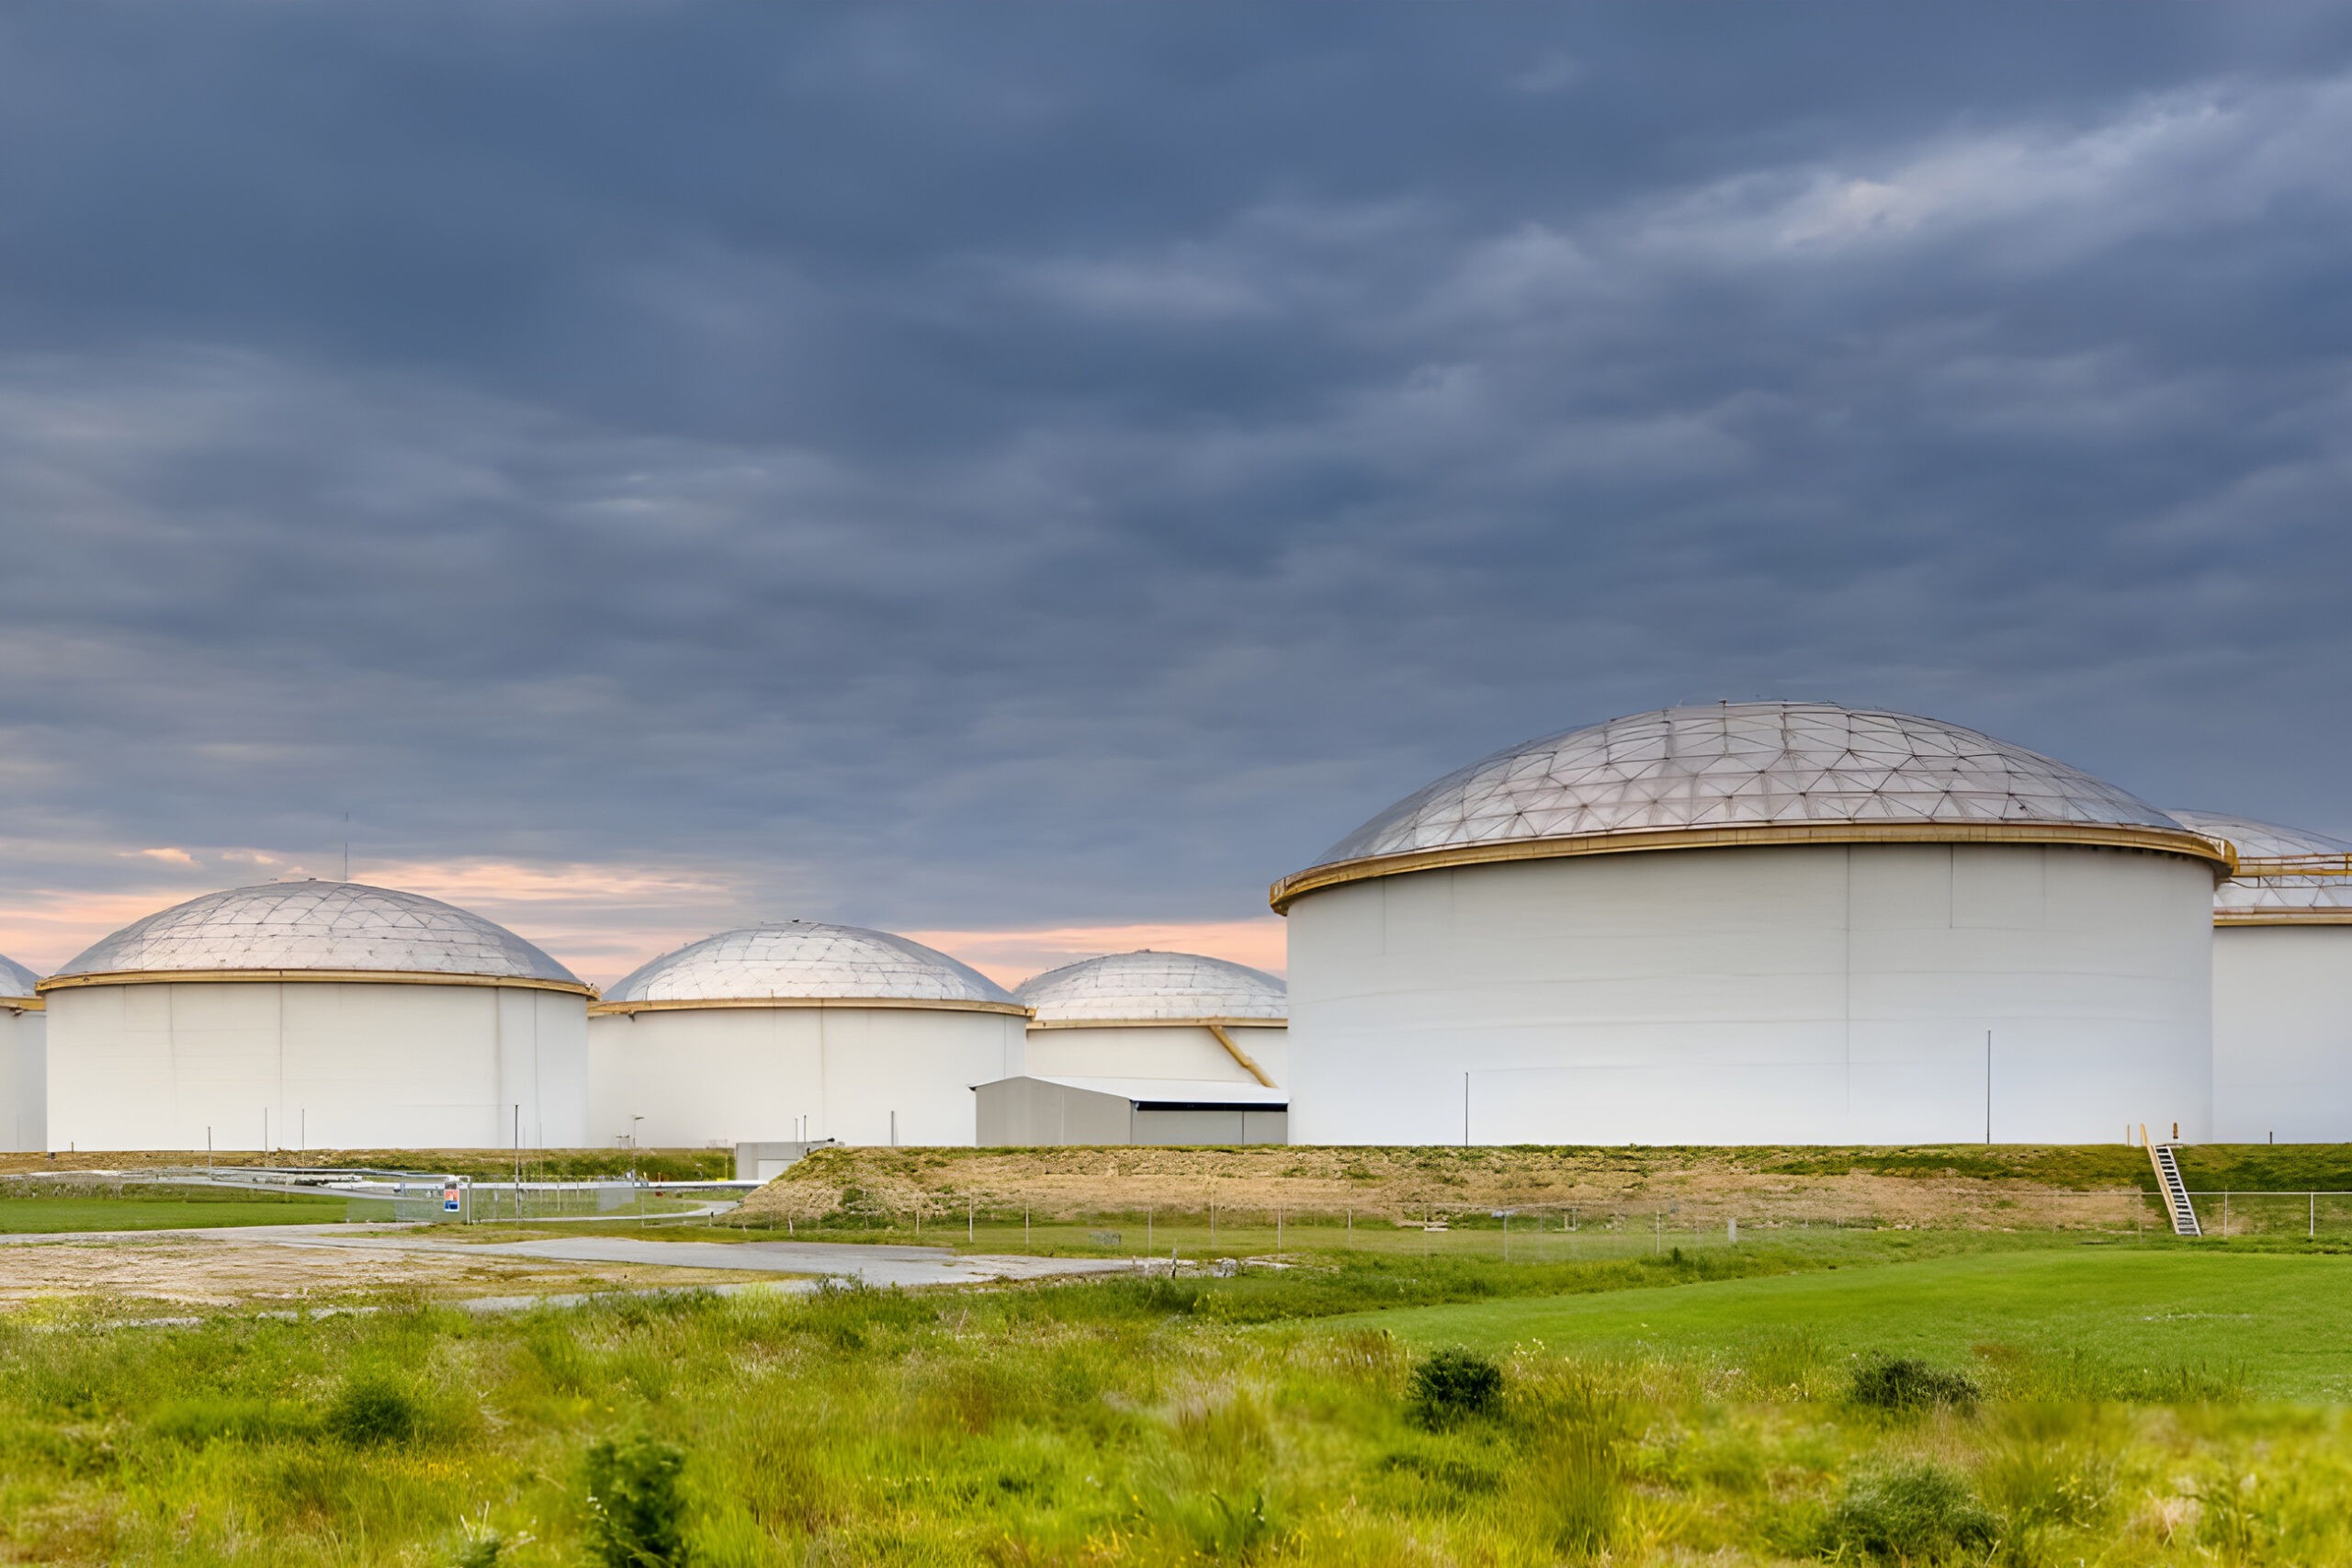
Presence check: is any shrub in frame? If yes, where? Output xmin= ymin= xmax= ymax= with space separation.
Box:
xmin=323 ymin=1372 xmax=422 ymax=1448
xmin=1827 ymin=1463 xmax=1996 ymax=1562
xmin=1408 ymin=1348 xmax=1504 ymax=1427
xmin=452 ymin=1533 xmax=506 ymax=1568
xmin=1849 ymin=1355 xmax=1980 ymax=1413
xmin=584 ymin=1434 xmax=692 ymax=1568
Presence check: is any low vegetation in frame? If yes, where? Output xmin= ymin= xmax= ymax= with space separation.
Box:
xmin=0 ymin=1148 xmax=734 ymax=1182
xmin=1 ymin=1232 xmax=2348 ymax=1563
xmin=0 ymin=1182 xmax=356 ymax=1233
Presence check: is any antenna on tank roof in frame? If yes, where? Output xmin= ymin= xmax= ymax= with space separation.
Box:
xmin=342 ymin=813 xmax=350 ymax=882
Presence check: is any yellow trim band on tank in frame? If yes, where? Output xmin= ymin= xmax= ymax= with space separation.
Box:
xmin=1270 ymin=820 xmax=2236 ymax=913
xmin=36 ymin=968 xmax=595 ymax=998
xmin=1025 ymin=1016 xmax=1287 ymax=1031
xmin=590 ymin=995 xmax=1031 ymax=1019
xmin=2214 ymin=910 xmax=2352 ymax=926
xmin=0 ymin=996 xmax=40 ymax=1011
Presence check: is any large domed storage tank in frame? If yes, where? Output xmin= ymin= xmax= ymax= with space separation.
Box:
xmin=2170 ymin=811 xmax=2352 ymax=1144
xmin=41 ymin=881 xmax=591 ymax=1152
xmin=1014 ymin=951 xmax=1288 ymax=1087
xmin=588 ymin=921 xmax=1028 ymax=1147
xmin=1274 ymin=702 xmax=2226 ymax=1146
xmin=0 ymin=952 xmax=44 ymax=1153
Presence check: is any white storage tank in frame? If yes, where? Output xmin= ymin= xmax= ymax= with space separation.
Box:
xmin=1013 ymin=950 xmax=1288 ymax=1088
xmin=0 ymin=952 xmax=44 ymax=1153
xmin=41 ymin=881 xmax=591 ymax=1152
xmin=1275 ymin=702 xmax=2226 ymax=1146
xmin=2169 ymin=810 xmax=2352 ymax=1144
xmin=589 ymin=921 xmax=1028 ymax=1148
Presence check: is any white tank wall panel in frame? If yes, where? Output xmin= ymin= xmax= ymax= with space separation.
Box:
xmin=1232 ymin=1027 xmax=1287 ymax=1086
xmin=47 ymin=982 xmax=588 ymax=1151
xmin=0 ymin=1010 xmax=43 ymax=1153
xmin=589 ymin=1006 xmax=1027 ymax=1148
xmin=1287 ymin=843 xmax=2212 ymax=1146
xmin=1021 ymin=1024 xmax=1286 ymax=1085
xmin=2211 ymin=927 xmax=2352 ymax=1143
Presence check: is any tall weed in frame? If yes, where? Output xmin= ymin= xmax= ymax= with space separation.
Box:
xmin=1510 ymin=1365 xmax=1631 ymax=1559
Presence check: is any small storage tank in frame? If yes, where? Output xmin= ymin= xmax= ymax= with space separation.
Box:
xmin=1012 ymin=950 xmax=1287 ymax=1088
xmin=41 ymin=881 xmax=591 ymax=1152
xmin=589 ymin=921 xmax=1028 ymax=1147
xmin=0 ymin=952 xmax=43 ymax=1153
xmin=2170 ymin=810 xmax=2352 ymax=1143
xmin=1276 ymin=702 xmax=2226 ymax=1146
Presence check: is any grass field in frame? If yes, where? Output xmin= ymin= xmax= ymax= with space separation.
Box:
xmin=5 ymin=1228 xmax=2352 ymax=1564
xmin=1346 ymin=1243 xmax=2352 ymax=1400
xmin=0 ymin=1186 xmax=360 ymax=1233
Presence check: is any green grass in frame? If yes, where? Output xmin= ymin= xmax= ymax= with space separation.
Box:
xmin=1342 ymin=1242 xmax=2352 ymax=1400
xmin=8 ymin=1234 xmax=2352 ymax=1563
xmin=0 ymin=1189 xmax=360 ymax=1233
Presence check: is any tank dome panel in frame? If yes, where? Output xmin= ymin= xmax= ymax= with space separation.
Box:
xmin=1013 ymin=951 xmax=1287 ymax=1024
xmin=0 ymin=951 xmax=37 ymax=998
xmin=1321 ymin=703 xmax=2182 ymax=867
xmin=2170 ymin=810 xmax=2352 ymax=917
xmin=48 ymin=881 xmax=580 ymax=986
xmin=602 ymin=922 xmax=1013 ymax=1007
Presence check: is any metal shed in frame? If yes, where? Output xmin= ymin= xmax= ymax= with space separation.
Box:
xmin=975 ymin=1075 xmax=1287 ymax=1146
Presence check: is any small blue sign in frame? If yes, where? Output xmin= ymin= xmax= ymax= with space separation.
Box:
xmin=443 ymin=1184 xmax=461 ymax=1213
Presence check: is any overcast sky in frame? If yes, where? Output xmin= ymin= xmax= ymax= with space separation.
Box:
xmin=3 ymin=6 xmax=2349 ymax=982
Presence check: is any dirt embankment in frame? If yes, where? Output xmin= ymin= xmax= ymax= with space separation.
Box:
xmin=732 ymin=1145 xmax=2183 ymax=1231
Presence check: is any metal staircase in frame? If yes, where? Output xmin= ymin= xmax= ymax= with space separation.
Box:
xmin=2146 ymin=1136 xmax=2201 ymax=1236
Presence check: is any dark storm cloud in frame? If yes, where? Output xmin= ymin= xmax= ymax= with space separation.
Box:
xmin=2 ymin=4 xmax=2351 ymax=958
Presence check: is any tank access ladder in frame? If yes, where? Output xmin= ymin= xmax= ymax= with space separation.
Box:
xmin=2143 ymin=1130 xmax=2201 ymax=1236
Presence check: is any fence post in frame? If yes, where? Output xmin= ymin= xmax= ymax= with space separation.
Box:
xmin=2312 ymin=1192 xmax=2317 ymax=1239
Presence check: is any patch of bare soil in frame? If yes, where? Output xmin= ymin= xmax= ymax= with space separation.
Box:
xmin=0 ymin=1234 xmax=778 ymax=1310
xmin=735 ymin=1145 xmax=2157 ymax=1231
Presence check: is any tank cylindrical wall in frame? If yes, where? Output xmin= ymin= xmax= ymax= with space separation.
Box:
xmin=45 ymin=981 xmax=588 ymax=1151
xmin=1287 ymin=842 xmax=2213 ymax=1145
xmin=1022 ymin=1024 xmax=1287 ymax=1086
xmin=0 ymin=1008 xmax=43 ymax=1153
xmin=588 ymin=1006 xmax=1027 ymax=1147
xmin=2211 ymin=926 xmax=2352 ymax=1143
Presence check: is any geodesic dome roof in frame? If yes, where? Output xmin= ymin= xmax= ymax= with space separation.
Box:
xmin=1013 ymin=951 xmax=1288 ymax=1025
xmin=1276 ymin=702 xmax=2220 ymax=908
xmin=599 ymin=921 xmax=1020 ymax=1011
xmin=0 ymin=952 xmax=37 ymax=999
xmin=44 ymin=881 xmax=583 ymax=989
xmin=2169 ymin=810 xmax=2352 ymax=920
